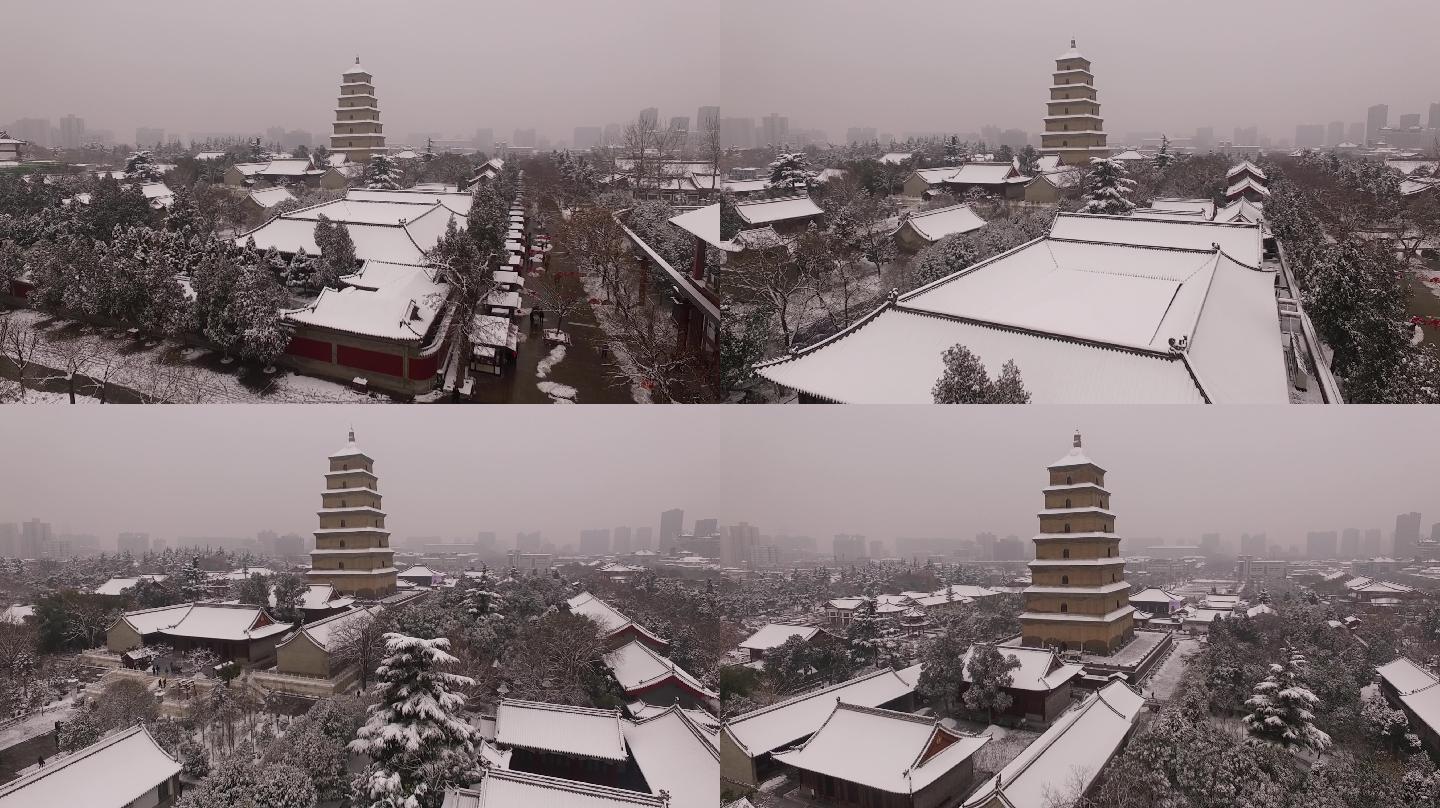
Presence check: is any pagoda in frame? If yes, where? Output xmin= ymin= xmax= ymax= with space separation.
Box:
xmin=308 ymin=429 xmax=397 ymax=598
xmin=1040 ymin=40 xmax=1109 ymax=166
xmin=330 ymin=58 xmax=385 ymax=164
xmin=1019 ymin=432 xmax=1133 ymax=654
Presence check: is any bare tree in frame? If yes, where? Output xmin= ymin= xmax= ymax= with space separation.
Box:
xmin=328 ymin=609 xmax=387 ymax=690
xmin=0 ymin=312 xmax=42 ymax=401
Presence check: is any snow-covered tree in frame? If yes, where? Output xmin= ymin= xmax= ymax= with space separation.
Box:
xmin=932 ymin=344 xmax=1030 ymax=403
xmin=365 ymin=154 xmax=402 ymax=190
xmin=176 ymin=752 xmax=315 ymax=808
xmin=1362 ymin=691 xmax=1422 ymax=755
xmin=846 ymin=597 xmax=885 ymax=663
xmin=312 ymin=215 xmax=356 ymax=290
xmin=768 ymin=152 xmax=817 ymax=192
xmin=350 ymin=634 xmax=479 ymax=808
xmin=1082 ymin=157 xmax=1137 ymax=215
xmin=1242 ymin=649 xmax=1332 ymax=753
xmin=1154 ymin=135 xmax=1174 ymax=171
xmin=234 ymin=262 xmax=291 ymax=369
xmin=124 ymin=151 xmax=164 ymax=184
xmin=962 ymin=643 xmax=1021 ymax=723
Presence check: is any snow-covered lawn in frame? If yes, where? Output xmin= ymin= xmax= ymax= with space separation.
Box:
xmin=1 ymin=379 xmax=101 ymax=404
xmin=0 ymin=695 xmax=79 ymax=751
xmin=3 ymin=309 xmax=389 ymax=404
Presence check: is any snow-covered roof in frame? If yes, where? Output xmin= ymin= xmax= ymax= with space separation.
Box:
xmin=723 ymin=667 xmax=917 ymax=757
xmin=343 ymin=61 xmax=370 ymax=76
xmin=1401 ymin=177 xmax=1440 ymax=197
xmin=931 ymin=584 xmax=1001 ymax=599
xmin=283 ymin=605 xmax=375 ymax=652
xmin=1048 ymin=212 xmax=1262 ymax=267
xmin=1226 ymin=176 xmax=1272 ymax=199
xmin=258 ymin=158 xmax=315 ymax=177
xmin=911 ymin=167 xmax=959 ymax=186
xmin=1135 ymin=198 xmax=1215 ymax=220
xmin=194 ymin=151 xmax=226 ymax=160
xmin=287 ymin=261 xmax=449 ymax=343
xmin=441 ymin=770 xmax=665 ymax=808
xmin=964 ymin=645 xmax=1083 ymax=692
xmin=567 ymin=592 xmax=668 ymax=647
xmin=623 ymin=705 xmax=720 ymax=807
xmin=668 ymin=204 xmax=728 ymax=250
xmin=1214 ymin=197 xmax=1265 ymax=224
xmin=0 ymin=605 xmax=33 ymax=624
xmin=962 ymin=681 xmax=1144 ymax=808
xmin=0 ymin=724 xmax=180 ymax=808
xmin=495 ymin=699 xmax=627 ymax=762
xmin=897 ymin=203 xmax=986 ymax=243
xmin=231 ymin=162 xmax=269 ymax=177
xmin=722 ymin=178 xmax=770 ymax=194
xmin=94 ymin=574 xmax=168 ymax=596
xmin=603 ymin=640 xmax=716 ymax=700
xmin=1110 ymin=149 xmax=1147 ymax=161
xmin=947 ymin=163 xmax=1021 ymax=185
xmin=775 ymin=703 xmax=987 ymax=795
xmin=472 ymin=314 xmax=517 ymax=350
xmin=739 ymin=623 xmax=820 ymax=652
xmin=1128 ymin=587 xmax=1182 ymax=604
xmin=879 ymin=152 xmax=913 ymax=164
xmin=734 ymin=195 xmax=824 ymax=226
xmin=238 ymin=201 xmax=463 ymax=266
xmin=1386 ymin=160 xmax=1439 ymax=176
xmin=1226 ymin=160 xmax=1267 ymax=181
xmin=345 ymin=188 xmax=473 ymax=216
xmin=121 ymin=602 xmax=292 ymax=642
xmin=298 ymin=583 xmax=353 ymax=610
xmin=248 ymin=187 xmax=296 ymax=209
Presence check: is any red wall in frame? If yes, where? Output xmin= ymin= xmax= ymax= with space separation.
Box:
xmin=408 ymin=346 xmax=442 ymax=380
xmin=337 ymin=344 xmax=404 ymax=378
xmin=286 ymin=335 xmax=332 ymax=362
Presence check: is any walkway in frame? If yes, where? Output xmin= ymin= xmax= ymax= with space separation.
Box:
xmin=1140 ymin=636 xmax=1200 ymax=702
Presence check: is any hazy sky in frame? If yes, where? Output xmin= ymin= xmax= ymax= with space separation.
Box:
xmin=5 ymin=1 xmax=1436 ymax=147
xmin=3 ymin=406 xmax=1435 ymax=555
xmin=718 ymin=406 xmax=1438 ymax=552
xmin=0 ymin=407 xmax=722 ymax=545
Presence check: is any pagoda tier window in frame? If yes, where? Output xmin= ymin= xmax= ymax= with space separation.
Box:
xmin=339 ymin=540 xmax=345 ymax=548
xmin=1062 ymin=575 xmax=1070 ymax=584
xmin=1064 ymin=523 xmax=1071 ymax=533
xmin=1065 ymin=498 xmax=1072 ymax=508
xmin=1066 ymin=475 xmax=1072 ymax=484
xmin=338 ymin=562 xmax=345 ymax=569
xmin=1060 ymin=603 xmax=1069 ymax=613
xmin=340 ymin=520 xmax=346 ymax=527
xmin=1063 ymin=549 xmax=1070 ymax=559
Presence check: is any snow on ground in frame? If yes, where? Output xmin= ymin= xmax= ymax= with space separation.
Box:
xmin=1141 ymin=636 xmax=1200 ymax=702
xmin=0 ymin=695 xmax=78 ymax=751
xmin=537 ymin=344 xmax=566 ymax=378
xmin=0 ymin=379 xmax=101 ymax=404
xmin=537 ymin=381 xmax=577 ymax=403
xmin=4 ymin=309 xmax=387 ymax=404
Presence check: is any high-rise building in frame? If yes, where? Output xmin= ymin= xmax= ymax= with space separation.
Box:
xmin=573 ymin=126 xmax=602 ymax=150
xmin=57 ymin=115 xmax=85 ymax=149
xmin=638 ymin=107 xmax=659 ymax=128
xmin=10 ymin=118 xmax=50 ymax=148
xmin=331 ymin=58 xmax=386 ymax=163
xmin=1041 ymin=40 xmax=1109 ymax=166
xmin=1399 ymin=113 xmax=1422 ymax=129
xmin=696 ymin=106 xmax=720 ymax=132
xmin=602 ymin=123 xmax=623 ymax=146
xmin=612 ymin=526 xmax=632 ymax=554
xmin=1367 ymin=104 xmax=1389 ymax=145
xmin=20 ymin=518 xmax=51 ymax=558
xmin=1341 ymin=528 xmax=1360 ymax=557
xmin=976 ymin=532 xmax=998 ymax=561
xmin=1395 ymin=512 xmax=1422 ymax=558
xmin=1020 ymin=432 xmax=1133 ymax=654
xmin=578 ymin=529 xmax=611 ymax=556
xmin=308 ymin=428 xmax=397 ymax=597
xmin=634 ymin=526 xmax=653 ymax=551
xmin=1295 ymin=124 xmax=1325 ymax=147
xmin=1233 ymin=126 xmax=1259 ymax=146
xmin=694 ymin=518 xmax=718 ymax=537
xmin=833 ymin=534 xmax=866 ymax=563
xmin=1430 ymin=103 xmax=1440 ymax=131
xmin=995 ymin=535 xmax=1026 ymax=561
xmin=724 ymin=523 xmax=759 ymax=566
xmin=1363 ymin=528 xmax=1382 ymax=556
xmin=1346 ymin=122 xmax=1365 ymax=145
xmin=668 ymin=116 xmax=689 ymax=134
xmin=760 ymin=113 xmax=789 ymax=147
xmin=659 ymin=509 xmax=684 ymax=545
xmin=117 ymin=532 xmax=151 ymax=555
xmin=868 ymin=540 xmax=885 ymax=558
xmin=1305 ymin=530 xmax=1338 ymax=558
xmin=1326 ymin=121 xmax=1345 ymax=146
xmin=0 ymin=523 xmax=16 ymax=557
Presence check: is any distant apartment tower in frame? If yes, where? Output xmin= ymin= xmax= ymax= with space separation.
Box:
xmin=760 ymin=113 xmax=789 ymax=147
xmin=634 ymin=526 xmax=653 ymax=551
xmin=694 ymin=518 xmax=718 ymax=537
xmin=868 ymin=540 xmax=885 ymax=558
xmin=1430 ymin=103 xmax=1440 ymax=131
xmin=659 ymin=509 xmax=684 ymax=545
xmin=1199 ymin=533 xmax=1221 ymax=556
xmin=117 ymin=532 xmax=151 ymax=555
xmin=1233 ymin=125 xmax=1259 ymax=145
xmin=1305 ymin=531 xmax=1338 ymax=559
xmin=57 ymin=115 xmax=85 ymax=149
xmin=1395 ymin=512 xmax=1422 ymax=558
xmin=1367 ymin=104 xmax=1389 ymax=144
xmin=1240 ymin=532 xmax=1267 ymax=557
xmin=1341 ymin=528 xmax=1360 ymax=558
xmin=696 ymin=106 xmax=720 ymax=132
xmin=1326 ymin=121 xmax=1344 ymax=146
xmin=725 ymin=523 xmax=759 ymax=566
xmin=638 ymin=107 xmax=659 ymax=128
xmin=994 ymin=535 xmax=1026 ymax=561
xmin=1399 ymin=113 xmax=1422 ymax=129
xmin=11 ymin=118 xmax=50 ymax=148
xmin=833 ymin=534 xmax=867 ymax=563
xmin=668 ymin=116 xmax=689 ymax=133
xmin=1040 ymin=40 xmax=1109 ymax=165
xmin=846 ymin=126 xmax=877 ymax=144
xmin=1346 ymin=122 xmax=1365 ymax=145
xmin=331 ymin=59 xmax=386 ymax=163
xmin=578 ymin=529 xmax=611 ymax=556
xmin=0 ymin=523 xmax=16 ymax=557
xmin=1294 ymin=124 xmax=1325 ymax=147
xmin=573 ymin=126 xmax=602 ymax=150
xmin=612 ymin=527 xmax=632 ymax=554
xmin=20 ymin=518 xmax=52 ymax=558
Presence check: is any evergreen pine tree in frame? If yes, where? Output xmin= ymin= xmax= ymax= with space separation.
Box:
xmin=365 ymin=154 xmax=402 ymax=190
xmin=962 ymin=643 xmax=1022 ymax=723
xmin=1082 ymin=157 xmax=1137 ymax=214
xmin=350 ymin=634 xmax=479 ymax=808
xmin=1242 ymin=648 xmax=1332 ymax=753
xmin=1154 ymin=135 xmax=1174 ymax=170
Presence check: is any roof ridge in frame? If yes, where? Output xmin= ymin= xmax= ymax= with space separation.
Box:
xmin=726 ymin=667 xmax=902 ymax=725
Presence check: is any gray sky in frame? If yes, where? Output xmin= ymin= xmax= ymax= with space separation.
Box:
xmin=4 ymin=406 xmax=1434 ymax=556
xmin=718 ymin=406 xmax=1438 ymax=552
xmin=5 ymin=1 xmax=1435 ymax=147
xmin=725 ymin=0 xmax=1439 ymax=142
xmin=0 ymin=407 xmax=721 ymax=546
xmin=0 ymin=0 xmax=721 ymax=144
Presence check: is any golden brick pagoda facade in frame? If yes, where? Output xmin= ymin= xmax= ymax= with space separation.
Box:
xmin=1019 ymin=432 xmax=1133 ymax=654
xmin=1040 ymin=40 xmax=1110 ymax=166
xmin=308 ymin=429 xmax=397 ymax=598
xmin=330 ymin=58 xmax=386 ymax=164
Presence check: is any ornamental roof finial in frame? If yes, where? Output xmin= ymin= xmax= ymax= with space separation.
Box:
xmin=348 ymin=425 xmax=356 ymax=444
xmin=1073 ymin=430 xmax=1082 ymax=449
xmin=1070 ymin=38 xmax=1076 ymax=48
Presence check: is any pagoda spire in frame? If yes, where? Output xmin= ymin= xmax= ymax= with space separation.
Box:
xmin=1073 ymin=430 xmax=1082 ymax=449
